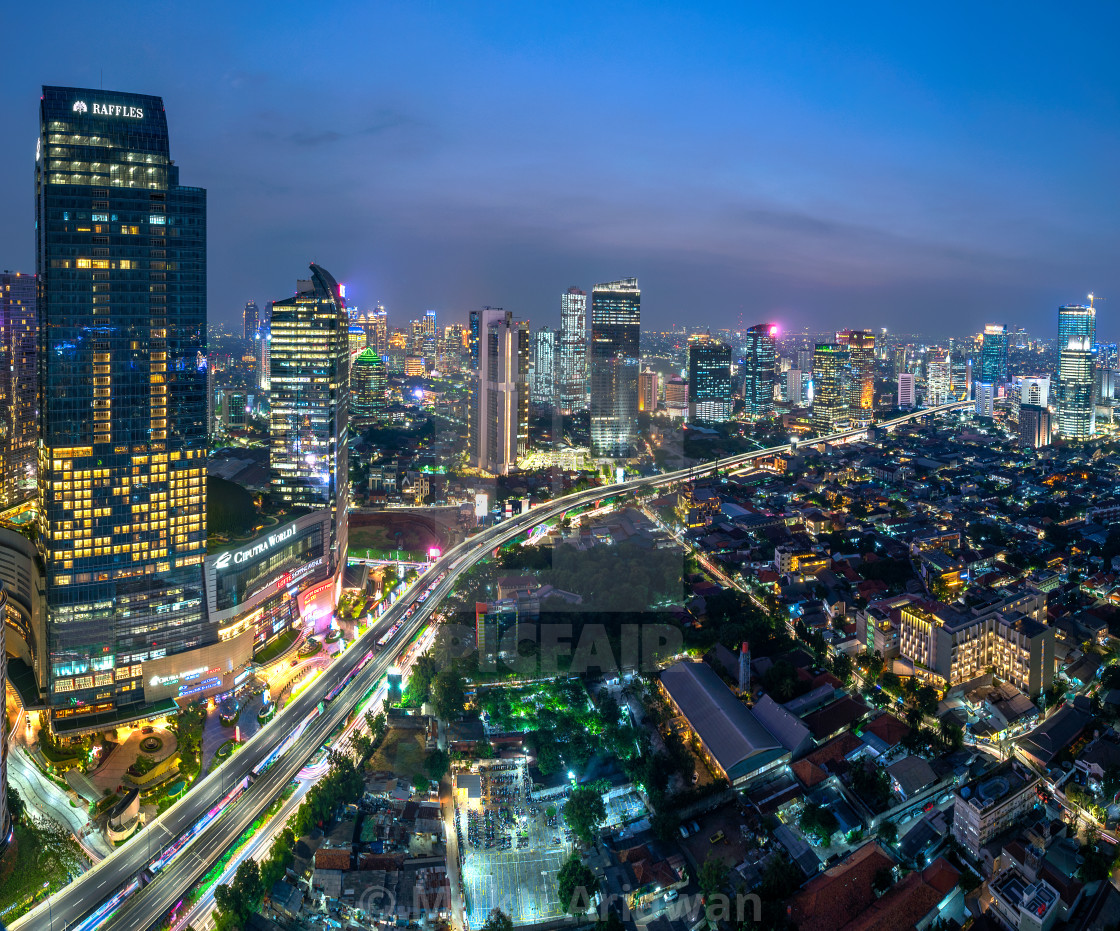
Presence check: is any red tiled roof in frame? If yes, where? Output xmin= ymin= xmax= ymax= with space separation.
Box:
xmin=787 ymin=842 xmax=897 ymax=931
xmin=842 ymin=858 xmax=956 ymax=931
xmin=793 ymin=759 xmax=829 ymax=788
xmin=865 ymin=714 xmax=911 ymax=747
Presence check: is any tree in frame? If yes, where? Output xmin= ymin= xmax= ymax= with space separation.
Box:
xmin=425 ymin=748 xmax=450 ymax=783
xmin=214 ymin=858 xmax=263 ymax=930
xmin=877 ymin=821 xmax=898 ymax=845
xmin=557 ymin=854 xmax=599 ymax=913
xmin=482 ymin=908 xmax=513 ymax=931
xmin=431 ymin=667 xmax=466 ymax=721
xmin=563 ymin=785 xmax=607 ymax=845
xmin=872 ymin=866 xmax=894 ymax=896
xmin=798 ymin=804 xmax=839 ymax=845
xmin=698 ymin=856 xmax=729 ymax=899
xmin=7 ymin=786 xmax=26 ymax=824
xmin=408 ymin=654 xmax=439 ymax=704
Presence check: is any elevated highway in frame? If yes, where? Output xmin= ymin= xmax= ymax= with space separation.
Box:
xmin=15 ymin=400 xmax=973 ymax=931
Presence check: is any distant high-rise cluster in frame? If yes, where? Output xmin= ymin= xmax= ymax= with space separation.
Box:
xmin=590 ymin=278 xmax=641 ymax=458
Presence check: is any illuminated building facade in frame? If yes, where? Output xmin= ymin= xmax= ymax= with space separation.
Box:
xmin=810 ymin=344 xmax=850 ymax=435
xmin=368 ymin=305 xmax=388 ymax=355
xmin=742 ymin=323 xmax=776 ymax=418
xmin=978 ymin=323 xmax=1008 ymax=389
xmin=1058 ymin=335 xmax=1095 ymax=440
xmin=927 ymin=356 xmax=951 ymax=406
xmin=836 ymin=329 xmax=875 ymax=424
xmin=268 ymin=263 xmax=350 ymax=574
xmin=898 ymin=594 xmax=1052 ymax=697
xmin=36 ymin=86 xmax=208 ymax=729
xmin=0 ymin=272 xmax=37 ymax=508
xmin=470 ymin=308 xmax=529 ymax=474
xmin=638 ymin=367 xmax=658 ymax=412
xmin=243 ymin=299 xmax=259 ymax=341
xmin=897 ymin=372 xmax=915 ymax=408
xmin=532 ymin=326 xmax=557 ymax=406
xmin=688 ymin=336 xmax=733 ymax=422
xmin=590 ymin=278 xmax=640 ymax=458
xmin=204 ymin=507 xmax=334 ymax=659
xmin=1019 ymin=404 xmax=1051 ymax=449
xmin=350 ymin=347 xmax=387 ymax=432
xmin=558 ymin=286 xmax=588 ymax=413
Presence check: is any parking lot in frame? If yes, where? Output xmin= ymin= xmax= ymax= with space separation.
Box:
xmin=454 ymin=760 xmax=575 ymax=927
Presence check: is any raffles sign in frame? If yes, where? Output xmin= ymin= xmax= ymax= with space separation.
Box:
xmin=72 ymin=100 xmax=145 ymax=119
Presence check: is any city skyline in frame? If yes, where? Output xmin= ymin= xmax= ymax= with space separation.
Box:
xmin=1 ymin=3 xmax=1118 ymax=338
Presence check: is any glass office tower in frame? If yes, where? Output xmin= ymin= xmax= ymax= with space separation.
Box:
xmin=742 ymin=323 xmax=776 ymax=418
xmin=688 ymin=337 xmax=733 ymax=423
xmin=0 ymin=272 xmax=37 ymax=508
xmin=590 ymin=278 xmax=640 ymax=458
xmin=811 ymin=344 xmax=851 ymax=435
xmin=979 ymin=324 xmax=1008 ymax=385
xmin=269 ymin=265 xmax=350 ymax=562
xmin=836 ymin=329 xmax=875 ymax=425
xmin=558 ymin=287 xmax=588 ymax=414
xmin=350 ymin=347 xmax=387 ymax=432
xmin=1058 ymin=336 xmax=1095 ymax=440
xmin=36 ymin=87 xmax=208 ymax=728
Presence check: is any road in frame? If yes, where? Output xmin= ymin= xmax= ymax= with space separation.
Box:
xmin=7 ymin=746 xmax=113 ymax=861
xmin=13 ymin=400 xmax=973 ymax=931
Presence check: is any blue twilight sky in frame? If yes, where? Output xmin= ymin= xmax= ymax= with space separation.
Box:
xmin=1 ymin=1 xmax=1118 ymax=339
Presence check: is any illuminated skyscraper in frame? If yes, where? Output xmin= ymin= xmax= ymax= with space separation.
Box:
xmin=1057 ymin=299 xmax=1096 ymax=395
xmin=1019 ymin=404 xmax=1051 ymax=449
xmin=1058 ymin=335 xmax=1095 ymax=440
xmin=590 ymin=278 xmax=640 ymax=458
xmin=897 ymin=372 xmax=915 ymax=409
xmin=811 ymin=344 xmax=850 ymax=435
xmin=638 ymin=368 xmax=658 ymax=412
xmin=470 ymin=308 xmax=529 ymax=474
xmin=350 ymin=347 xmax=387 ymax=432
xmin=836 ymin=329 xmax=875 ymax=424
xmin=0 ymin=272 xmax=36 ymax=508
xmin=558 ymin=286 xmax=588 ymax=414
xmin=348 ymin=324 xmax=367 ymax=356
xmin=742 ymin=324 xmax=776 ymax=418
xmin=368 ymin=305 xmax=388 ymax=355
xmin=269 ymin=264 xmax=350 ymax=565
xmin=532 ymin=327 xmax=557 ymax=406
xmin=243 ymin=299 xmax=259 ymax=341
xmin=36 ymin=86 xmax=208 ymax=727
xmin=688 ymin=337 xmax=733 ymax=423
xmin=927 ymin=356 xmax=951 ymax=406
xmin=1058 ymin=301 xmax=1096 ymax=352
xmin=979 ymin=324 xmax=1008 ymax=386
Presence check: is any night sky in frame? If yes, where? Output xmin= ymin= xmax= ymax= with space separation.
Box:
xmin=2 ymin=2 xmax=1118 ymax=339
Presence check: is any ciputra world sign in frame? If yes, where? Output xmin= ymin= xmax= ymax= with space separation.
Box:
xmin=72 ymin=100 xmax=145 ymax=119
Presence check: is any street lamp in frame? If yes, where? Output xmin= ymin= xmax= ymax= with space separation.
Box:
xmin=43 ymin=881 xmax=53 ymax=929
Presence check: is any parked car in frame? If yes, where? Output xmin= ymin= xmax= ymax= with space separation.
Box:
xmin=665 ymin=890 xmax=679 ymax=902
xmin=679 ymin=824 xmax=689 ymax=838
xmin=710 ymin=830 xmax=725 ymax=844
